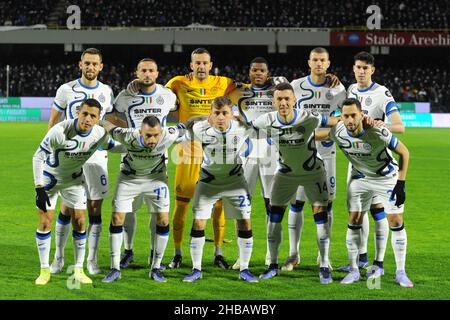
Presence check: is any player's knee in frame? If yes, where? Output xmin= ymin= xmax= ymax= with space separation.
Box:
xmin=156 ymin=213 xmax=169 ymax=227
xmin=111 ymin=213 xmax=125 ymax=226
xmin=72 ymin=214 xmax=85 ymax=230
xmin=175 ymin=197 xmax=190 ymax=205
xmin=236 ymin=219 xmax=251 ymax=231
xmin=88 ymin=199 xmax=102 ymax=215
xmin=39 ymin=218 xmax=53 ymax=232
xmin=388 ymin=214 xmax=403 ymax=228
xmin=370 ymin=207 xmax=386 ymax=221
xmin=268 ymin=206 xmax=285 ymax=223
xmin=348 ymin=212 xmax=363 ymax=225
xmin=192 ymin=219 xmax=206 ymax=231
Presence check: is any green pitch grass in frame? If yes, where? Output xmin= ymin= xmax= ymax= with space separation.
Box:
xmin=1 ymin=122 xmax=449 ymax=300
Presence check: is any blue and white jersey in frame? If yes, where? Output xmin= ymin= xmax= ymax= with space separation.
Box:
xmin=113 ymin=84 xmax=177 ymax=128
xmin=53 ymin=79 xmax=114 ymax=120
xmin=347 ymin=82 xmax=399 ymax=121
xmin=330 ymin=122 xmax=399 ymax=178
xmin=34 ymin=119 xmax=114 ymax=189
xmin=291 ymin=75 xmax=346 ymax=159
xmin=183 ymin=120 xmax=253 ymax=181
xmin=251 ymin=109 xmax=327 ymax=176
xmin=52 ymin=79 xmax=114 ymax=164
xmin=110 ymin=126 xmax=181 ymax=177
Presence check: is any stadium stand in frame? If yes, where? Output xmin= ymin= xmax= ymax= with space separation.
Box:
xmin=1 ymin=0 xmax=449 ymax=29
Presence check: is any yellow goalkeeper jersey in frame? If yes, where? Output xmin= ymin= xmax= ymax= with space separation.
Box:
xmin=165 ymin=75 xmax=236 ymax=123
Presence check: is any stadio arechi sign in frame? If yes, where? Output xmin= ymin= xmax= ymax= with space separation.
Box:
xmin=331 ymin=31 xmax=450 ymax=47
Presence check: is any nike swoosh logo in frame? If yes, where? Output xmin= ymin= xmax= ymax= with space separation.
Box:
xmin=301 ymin=94 xmax=308 ymax=97
xmin=187 ymin=89 xmax=196 ymax=93
xmin=132 ymin=100 xmax=141 ymax=104
xmin=74 ymin=96 xmax=83 ymax=99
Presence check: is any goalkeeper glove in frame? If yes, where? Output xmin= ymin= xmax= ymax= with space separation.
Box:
xmin=390 ymin=180 xmax=405 ymax=207
xmin=36 ymin=187 xmax=51 ymax=212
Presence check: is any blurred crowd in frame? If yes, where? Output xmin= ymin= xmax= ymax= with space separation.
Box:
xmin=1 ymin=62 xmax=448 ymax=111
xmin=1 ymin=0 xmax=449 ymax=29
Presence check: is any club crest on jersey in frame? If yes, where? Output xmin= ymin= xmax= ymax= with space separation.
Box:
xmin=352 ymin=141 xmax=372 ymax=151
xmin=156 ymin=96 xmax=164 ymax=105
xmin=232 ymin=136 xmax=240 ymax=145
xmin=98 ymin=93 xmax=105 ymax=103
xmin=365 ymin=97 xmax=372 ymax=106
xmin=210 ymin=87 xmax=219 ymax=95
xmin=326 ymin=91 xmax=334 ymax=100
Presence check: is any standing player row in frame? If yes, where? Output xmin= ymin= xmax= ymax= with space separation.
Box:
xmin=32 ymin=47 xmax=412 ymax=288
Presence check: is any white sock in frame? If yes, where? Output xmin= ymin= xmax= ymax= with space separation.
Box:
xmin=149 ymin=214 xmax=156 ymax=259
xmin=346 ymin=225 xmax=361 ymax=270
xmin=152 ymin=226 xmax=169 ymax=269
xmin=372 ymin=212 xmax=389 ymax=263
xmin=54 ymin=213 xmax=71 ymax=260
xmin=36 ymin=230 xmax=51 ymax=269
xmin=288 ymin=203 xmax=304 ymax=258
xmin=238 ymin=234 xmax=253 ymax=271
xmin=189 ymin=234 xmax=205 ymax=271
xmin=316 ymin=221 xmax=330 ymax=268
xmin=214 ymin=246 xmax=222 ymax=257
xmin=267 ymin=221 xmax=282 ymax=265
xmin=87 ymin=222 xmax=102 ymax=262
xmin=109 ymin=226 xmax=123 ymax=270
xmin=72 ymin=231 xmax=87 ymax=268
xmin=123 ymin=211 xmax=136 ymax=251
xmin=391 ymin=225 xmax=407 ymax=271
xmin=359 ymin=212 xmax=369 ymax=255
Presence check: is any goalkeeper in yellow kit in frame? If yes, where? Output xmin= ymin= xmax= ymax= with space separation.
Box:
xmin=166 ymin=48 xmax=237 ymax=269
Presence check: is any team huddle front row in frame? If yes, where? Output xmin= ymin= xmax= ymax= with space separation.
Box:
xmin=33 ymin=84 xmax=412 ymax=287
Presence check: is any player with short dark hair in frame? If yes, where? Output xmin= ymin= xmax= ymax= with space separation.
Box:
xmin=324 ymin=98 xmax=413 ymax=287
xmin=33 ymin=99 xmax=120 ymax=285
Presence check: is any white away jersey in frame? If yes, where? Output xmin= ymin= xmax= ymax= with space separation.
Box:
xmin=53 ymin=79 xmax=114 ymax=120
xmin=184 ymin=120 xmax=253 ymax=181
xmin=347 ymin=82 xmax=399 ymax=121
xmin=110 ymin=126 xmax=181 ymax=177
xmin=34 ymin=119 xmax=113 ymax=188
xmin=331 ymin=122 xmax=399 ymax=178
xmin=251 ymin=109 xmax=328 ymax=176
xmin=229 ymin=83 xmax=277 ymax=122
xmin=291 ymin=75 xmax=346 ymax=159
xmin=113 ymin=84 xmax=177 ymax=128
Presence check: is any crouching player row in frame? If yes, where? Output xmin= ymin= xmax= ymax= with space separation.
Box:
xmin=101 ymin=96 xmax=258 ymax=283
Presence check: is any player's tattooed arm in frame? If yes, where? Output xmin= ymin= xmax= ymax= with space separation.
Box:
xmin=105 ymin=112 xmax=128 ymax=128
